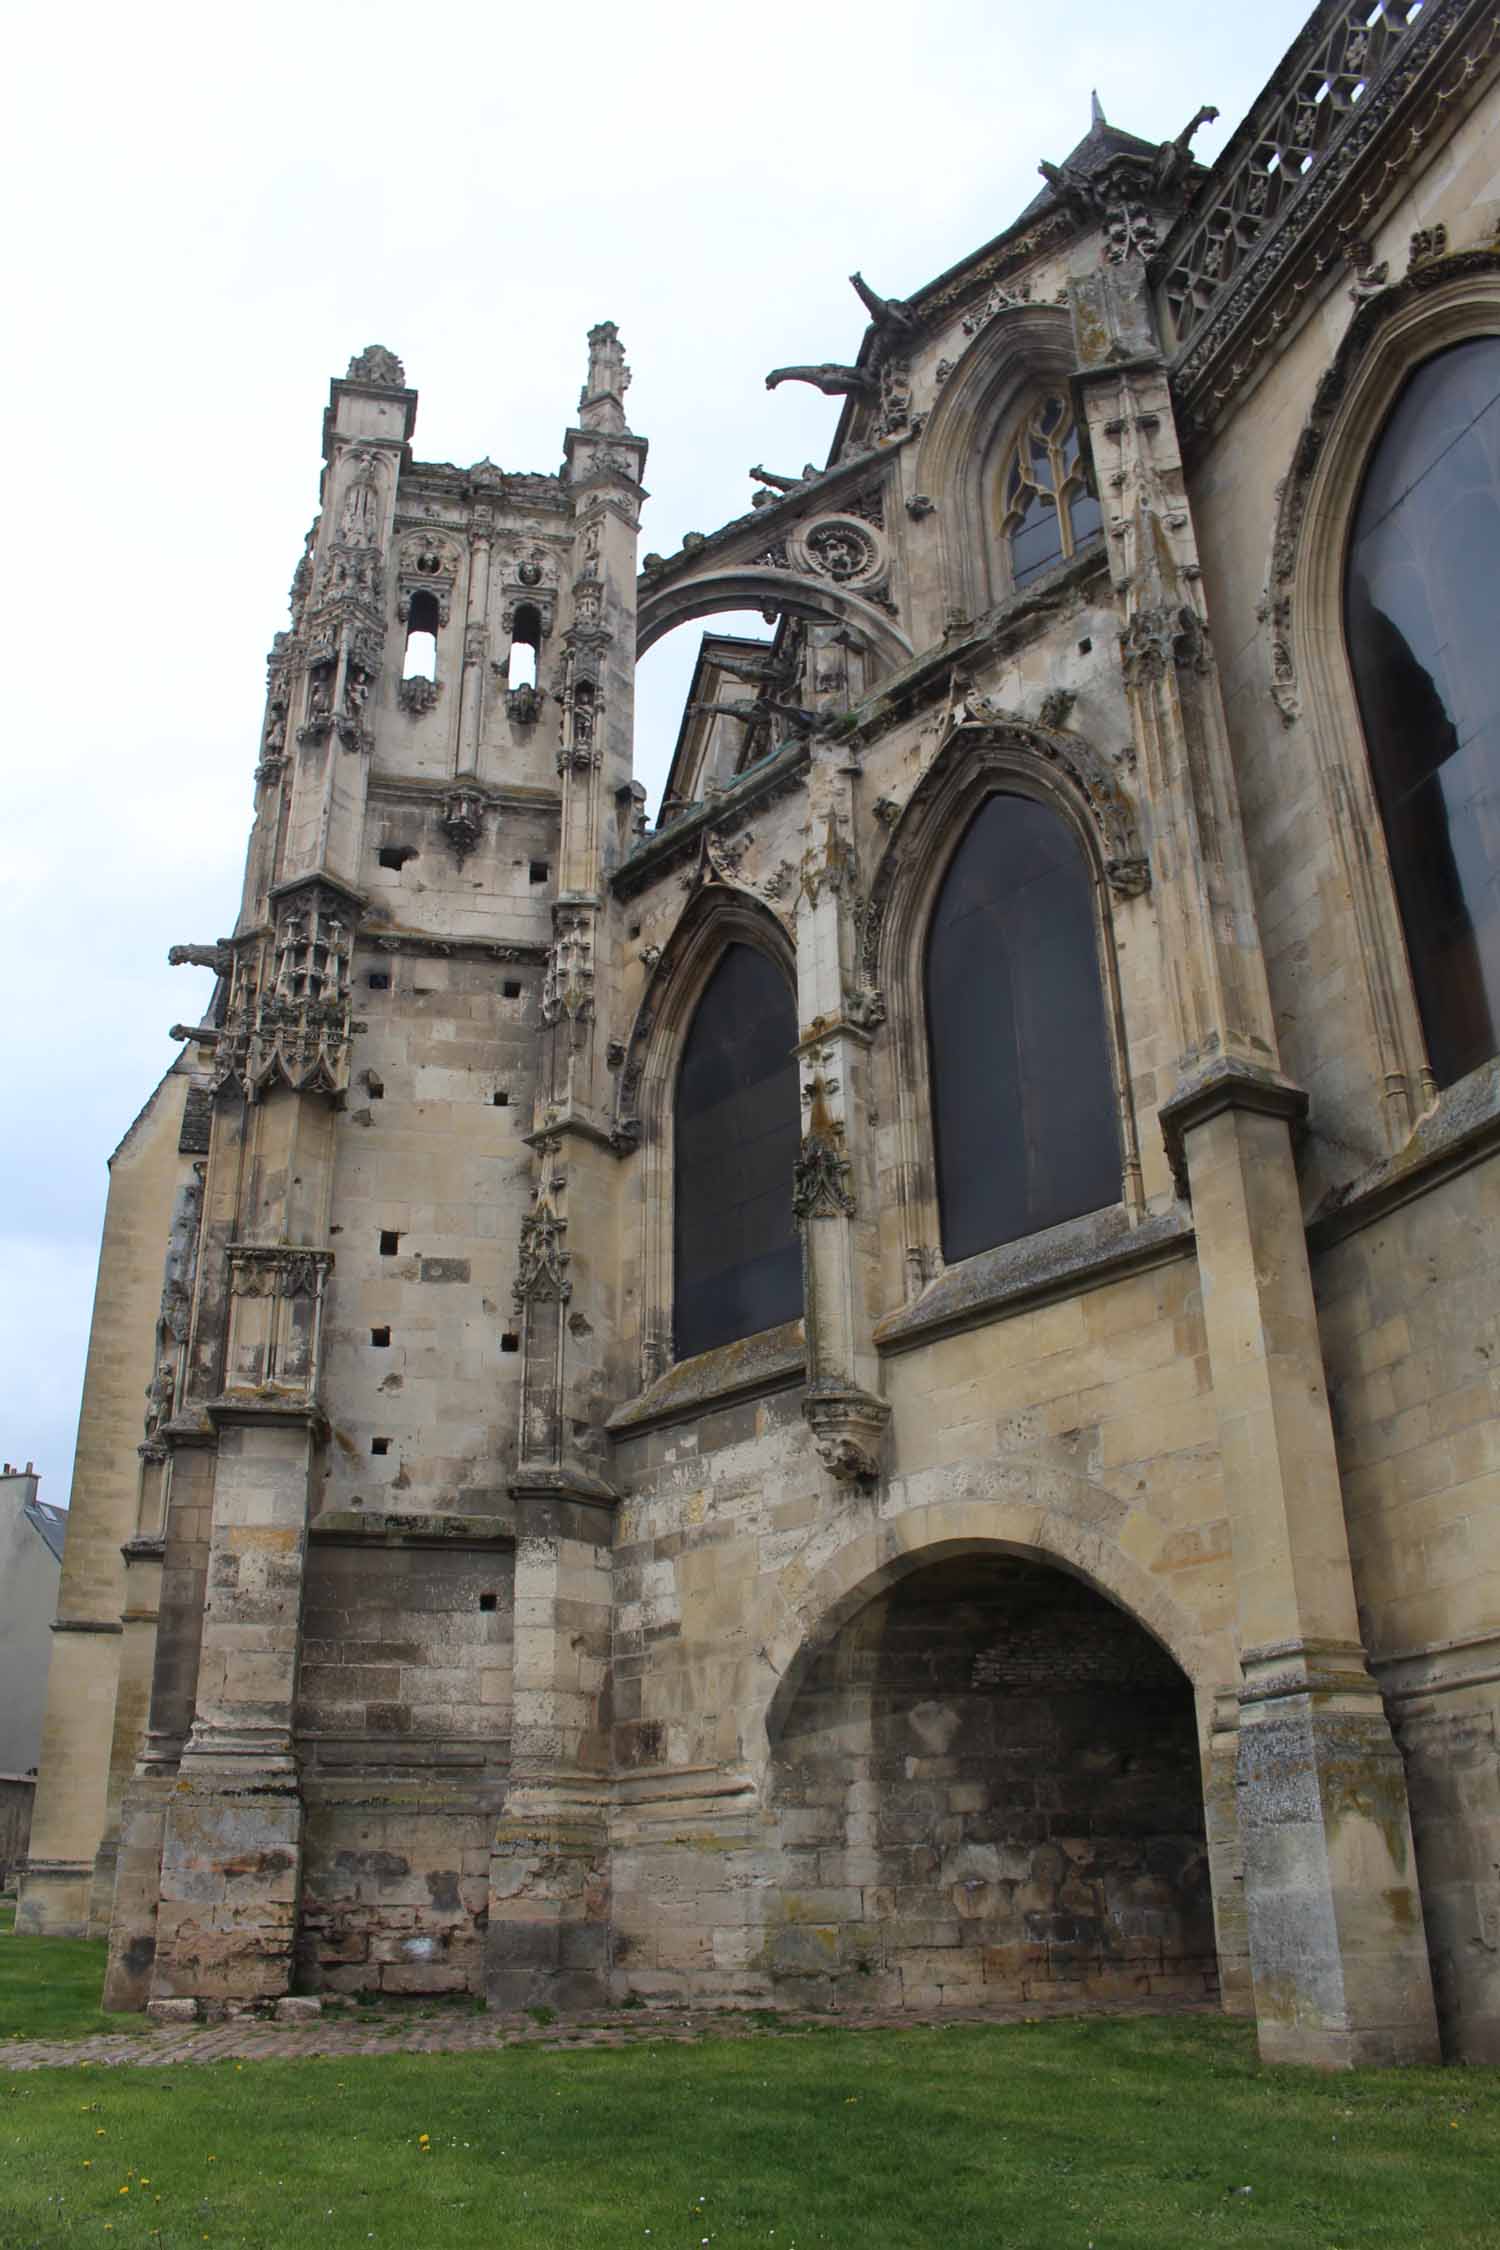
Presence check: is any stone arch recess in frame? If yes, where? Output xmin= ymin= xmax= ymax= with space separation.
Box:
xmin=914 ymin=302 xmax=1078 ymax=623
xmin=617 ymin=884 xmax=797 ymax=1387
xmin=861 ymin=712 xmax=1147 ymax=1296
xmin=1267 ymin=251 xmax=1500 ymax=1145
xmin=760 ymin=1501 xmax=1216 ymax=1759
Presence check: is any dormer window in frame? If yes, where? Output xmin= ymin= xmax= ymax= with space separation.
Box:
xmin=1001 ymin=394 xmax=1102 ymax=589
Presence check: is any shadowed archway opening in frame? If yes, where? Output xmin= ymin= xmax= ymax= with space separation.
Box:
xmin=766 ymin=1553 xmax=1215 ymax=2010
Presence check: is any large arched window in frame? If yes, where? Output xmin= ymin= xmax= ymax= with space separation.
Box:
xmin=926 ymin=793 xmax=1119 ymax=1262
xmin=1000 ymin=393 xmax=1102 ymax=590
xmin=674 ymin=943 xmax=802 ymax=1360
xmin=1345 ymin=337 xmax=1500 ymax=1088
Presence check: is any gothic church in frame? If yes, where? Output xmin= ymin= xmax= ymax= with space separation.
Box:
xmin=20 ymin=0 xmax=1500 ymax=2068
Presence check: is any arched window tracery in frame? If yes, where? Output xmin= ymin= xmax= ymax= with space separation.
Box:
xmin=925 ymin=791 xmax=1120 ymax=1262
xmin=1344 ymin=335 xmax=1500 ymax=1089
xmin=673 ymin=942 xmax=802 ymax=1361
xmin=1000 ymin=393 xmax=1102 ymax=590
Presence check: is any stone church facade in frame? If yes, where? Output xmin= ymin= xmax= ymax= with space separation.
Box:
xmin=20 ymin=0 xmax=1500 ymax=2068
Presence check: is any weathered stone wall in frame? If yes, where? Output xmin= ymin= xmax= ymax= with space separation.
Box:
xmin=1314 ymin=1153 xmax=1500 ymax=2060
xmin=767 ymin=1555 xmax=1214 ymax=2009
xmin=294 ymin=1539 xmax=512 ymax=1994
xmin=320 ymin=923 xmax=549 ymax=1522
xmin=605 ymin=1248 xmax=1238 ymax=2009
xmin=19 ymin=1063 xmax=193 ymax=1939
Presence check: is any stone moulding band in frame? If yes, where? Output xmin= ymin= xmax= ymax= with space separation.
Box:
xmin=49 ymin=1617 xmax=123 ymax=1635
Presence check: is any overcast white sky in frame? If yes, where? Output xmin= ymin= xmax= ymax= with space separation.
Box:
xmin=1 ymin=0 xmax=1313 ymax=1504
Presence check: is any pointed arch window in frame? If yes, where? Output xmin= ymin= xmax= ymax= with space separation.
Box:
xmin=926 ymin=792 xmax=1119 ymax=1262
xmin=1345 ymin=337 xmax=1500 ymax=1088
xmin=674 ymin=943 xmax=801 ymax=1360
xmin=1001 ymin=393 xmax=1102 ymax=589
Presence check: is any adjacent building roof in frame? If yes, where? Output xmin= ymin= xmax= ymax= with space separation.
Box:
xmin=23 ymin=1498 xmax=67 ymax=1564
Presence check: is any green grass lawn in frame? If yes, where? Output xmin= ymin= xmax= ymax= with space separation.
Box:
xmin=2 ymin=1922 xmax=1497 ymax=2249
xmin=0 ymin=1922 xmax=141 ymax=2047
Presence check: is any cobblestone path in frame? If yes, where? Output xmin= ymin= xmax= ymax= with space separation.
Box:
xmin=2 ymin=1990 xmax=1216 ymax=2074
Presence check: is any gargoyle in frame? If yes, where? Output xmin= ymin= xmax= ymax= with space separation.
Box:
xmin=849 ymin=272 xmax=915 ymax=334
xmin=766 ymin=364 xmax=876 ymax=398
xmin=168 ymin=941 xmax=234 ymax=974
xmin=1037 ymin=158 xmax=1105 ymax=218
xmin=689 ymin=700 xmax=764 ymax=724
xmin=691 ymin=696 xmax=822 ymax=737
xmin=759 ymin=698 xmax=823 ymax=735
xmin=713 ymin=652 xmax=794 ymax=686
xmin=749 ymin=462 xmax=819 ymax=492
xmin=1154 ymin=104 xmax=1219 ymax=197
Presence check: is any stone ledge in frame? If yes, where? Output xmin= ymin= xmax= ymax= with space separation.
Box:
xmin=1308 ymin=1058 xmax=1500 ymax=1251
xmin=606 ymin=1321 xmax=806 ymax=1437
xmin=875 ymin=1206 xmax=1194 ymax=1357
xmin=310 ymin=1507 xmax=516 ymax=1546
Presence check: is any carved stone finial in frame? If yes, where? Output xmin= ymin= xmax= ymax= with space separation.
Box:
xmin=765 ymin=363 xmax=877 ymax=400
xmin=346 ymin=345 xmax=405 ymax=389
xmin=580 ymin=321 xmax=631 ymax=434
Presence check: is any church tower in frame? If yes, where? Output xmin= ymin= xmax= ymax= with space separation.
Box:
xmin=100 ymin=337 xmax=647 ymax=2007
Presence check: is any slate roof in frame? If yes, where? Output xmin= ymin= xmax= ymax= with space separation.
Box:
xmin=23 ymin=1498 xmax=67 ymax=1564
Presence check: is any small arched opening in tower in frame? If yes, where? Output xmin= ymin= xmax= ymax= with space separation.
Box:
xmin=402 ymin=589 xmax=440 ymax=681
xmin=508 ymin=605 xmax=542 ymax=692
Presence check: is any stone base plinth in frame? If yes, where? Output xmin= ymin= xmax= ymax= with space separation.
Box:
xmin=486 ymin=1807 xmax=611 ymax=2012
xmin=1238 ymin=1672 xmax=1440 ymax=2068
xmin=147 ymin=1774 xmax=305 ymax=2006
xmin=14 ymin=1860 xmax=94 ymax=1939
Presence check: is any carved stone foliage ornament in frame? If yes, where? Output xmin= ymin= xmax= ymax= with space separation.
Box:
xmin=793 ymin=1090 xmax=856 ymax=1219
xmin=802 ymin=1385 xmax=891 ymax=1486
xmin=211 ymin=888 xmax=358 ymax=1103
xmin=679 ymin=825 xmax=754 ymax=894
xmin=962 ymin=279 xmax=1033 ymax=337
xmin=398 ymin=675 xmax=440 ymax=716
xmin=542 ymin=909 xmax=595 ymax=1026
xmin=514 ymin=1142 xmax=570 ymax=1309
xmin=441 ymin=787 xmax=488 ymax=861
xmin=792 ymin=516 xmax=885 ymax=588
xmin=396 ymin=534 xmax=460 ymax=627
xmin=346 ymin=345 xmax=405 ymax=389
xmin=229 ymin=1246 xmax=331 ymax=1301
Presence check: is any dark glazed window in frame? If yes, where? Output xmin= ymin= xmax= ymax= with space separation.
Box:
xmin=1001 ymin=394 xmax=1102 ymax=589
xmin=1346 ymin=338 xmax=1500 ymax=1087
xmin=927 ymin=793 xmax=1120 ymax=1263
xmin=674 ymin=943 xmax=802 ymax=1361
